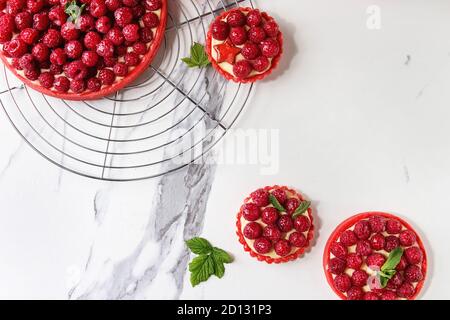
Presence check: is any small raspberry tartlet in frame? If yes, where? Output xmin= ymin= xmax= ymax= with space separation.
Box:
xmin=0 ymin=0 xmax=167 ymax=100
xmin=323 ymin=212 xmax=427 ymax=300
xmin=206 ymin=7 xmax=283 ymax=83
xmin=236 ymin=185 xmax=314 ymax=264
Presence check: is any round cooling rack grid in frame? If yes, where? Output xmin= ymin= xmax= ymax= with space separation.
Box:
xmin=0 ymin=0 xmax=255 ymax=182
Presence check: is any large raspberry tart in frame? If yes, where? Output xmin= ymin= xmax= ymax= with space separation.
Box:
xmin=236 ymin=185 xmax=314 ymax=264
xmin=323 ymin=212 xmax=427 ymax=300
xmin=0 ymin=0 xmax=167 ymax=100
xmin=206 ymin=7 xmax=283 ymax=83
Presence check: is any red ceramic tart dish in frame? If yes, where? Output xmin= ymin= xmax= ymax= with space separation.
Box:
xmin=323 ymin=212 xmax=427 ymax=300
xmin=236 ymin=185 xmax=314 ymax=264
xmin=0 ymin=0 xmax=167 ymax=100
xmin=206 ymin=7 xmax=283 ymax=83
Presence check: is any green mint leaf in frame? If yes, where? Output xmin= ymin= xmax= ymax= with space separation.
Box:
xmin=212 ymin=247 xmax=233 ymax=264
xmin=292 ymin=201 xmax=311 ymax=219
xmin=189 ymin=255 xmax=215 ymax=287
xmin=186 ymin=237 xmax=213 ymax=255
xmin=212 ymin=255 xmax=225 ymax=279
xmin=181 ymin=43 xmax=210 ymax=68
xmin=380 ymin=275 xmax=390 ymax=288
xmin=269 ymin=194 xmax=286 ymax=212
xmin=381 ymin=247 xmax=404 ymax=272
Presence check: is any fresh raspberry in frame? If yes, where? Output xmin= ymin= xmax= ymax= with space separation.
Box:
xmin=81 ymin=51 xmax=99 ymax=67
xmin=83 ymin=31 xmax=102 ymax=50
xmin=250 ymin=189 xmax=270 ymax=207
xmin=105 ymin=0 xmax=121 ymax=11
xmin=0 ymin=29 xmax=12 ymax=43
xmin=271 ymin=188 xmax=287 ymax=205
xmin=330 ymin=241 xmax=347 ymax=258
xmin=61 ymin=22 xmax=80 ymax=41
xmin=288 ymin=232 xmax=307 ymax=248
xmin=241 ymin=42 xmax=261 ymax=60
xmin=248 ymin=27 xmax=266 ymax=43
xmin=242 ymin=203 xmax=260 ymax=221
xmin=106 ymin=27 xmax=125 ymax=46
xmin=285 ymin=198 xmax=299 ymax=215
xmin=370 ymin=233 xmax=385 ymax=251
xmin=293 ymin=215 xmax=310 ymax=233
xmin=114 ymin=7 xmax=133 ymax=27
xmin=386 ymin=272 xmax=404 ymax=290
xmin=277 ymin=215 xmax=293 ymax=232
xmin=227 ymin=10 xmax=246 ymax=27
xmin=229 ymin=27 xmax=247 ymax=46
xmin=386 ymin=219 xmax=402 ymax=234
xmin=380 ymin=290 xmax=397 ymax=300
xmin=123 ymin=0 xmax=138 ymax=6
xmin=139 ymin=27 xmax=153 ymax=43
xmin=50 ymin=48 xmax=67 ymax=65
xmin=346 ymin=287 xmax=363 ymax=300
xmin=351 ymin=270 xmax=368 ymax=287
xmin=43 ymin=29 xmax=62 ymax=48
xmin=48 ymin=5 xmax=67 ymax=26
xmin=4 ymin=39 xmax=28 ymax=58
xmin=260 ymin=38 xmax=280 ymax=58
xmin=65 ymin=40 xmax=83 ymax=59
xmin=233 ymin=60 xmax=253 ymax=79
xmin=142 ymin=12 xmax=160 ymax=28
xmin=243 ymin=222 xmax=262 ymax=240
xmin=31 ymin=43 xmax=50 ymax=62
xmin=24 ymin=68 xmax=40 ymax=80
xmin=263 ymin=225 xmax=282 ymax=242
xmin=405 ymin=265 xmax=423 ymax=283
xmin=334 ymin=274 xmax=351 ymax=293
xmin=7 ymin=0 xmax=26 ymax=14
xmin=355 ymin=240 xmax=372 ymax=256
xmin=11 ymin=58 xmax=22 ymax=70
xmin=346 ymin=253 xmax=363 ymax=270
xmin=96 ymin=16 xmax=112 ymax=34
xmin=78 ymin=14 xmax=95 ymax=32
xmin=124 ymin=52 xmax=139 ymax=66
xmin=113 ymin=62 xmax=128 ymax=76
xmin=329 ymin=257 xmax=346 ymax=275
xmin=366 ymin=253 xmax=386 ymax=269
xmin=132 ymin=42 xmax=147 ymax=55
xmin=246 ymin=10 xmax=262 ymax=27
xmin=64 ymin=60 xmax=88 ymax=80
xmin=340 ymin=230 xmax=358 ymax=247
xmin=396 ymin=255 xmax=409 ymax=271
xmin=363 ymin=292 xmax=380 ymax=300
xmin=87 ymin=77 xmax=102 ymax=91
xmin=251 ymin=56 xmax=270 ymax=73
xmin=15 ymin=12 xmax=32 ymax=31
xmin=253 ymin=237 xmax=271 ymax=254
xmin=0 ymin=13 xmax=15 ymax=33
xmin=274 ymin=239 xmax=291 ymax=257
xmin=384 ymin=236 xmax=400 ymax=252
xmin=53 ymin=76 xmax=70 ymax=92
xmin=26 ymin=0 xmax=45 ymax=13
xmin=131 ymin=4 xmax=145 ymax=18
xmin=144 ymin=0 xmax=162 ymax=11
xmin=32 ymin=12 xmax=49 ymax=31
xmin=210 ymin=20 xmax=230 ymax=41
xmin=38 ymin=72 xmax=54 ymax=88
xmin=98 ymin=68 xmax=115 ymax=85
xmin=19 ymin=53 xmax=36 ymax=70
xmin=354 ymin=220 xmax=371 ymax=240
xmin=122 ymin=24 xmax=140 ymax=42
xmin=405 ymin=247 xmax=423 ymax=265
xmin=70 ymin=79 xmax=86 ymax=93
xmin=48 ymin=0 xmax=60 ymax=4
xmin=90 ymin=0 xmax=107 ymax=18
xmin=396 ymin=282 xmax=415 ymax=298
xmin=261 ymin=207 xmax=279 ymax=225
xmin=369 ymin=216 xmax=386 ymax=233
xmin=96 ymin=39 xmax=115 ymax=57
xmin=399 ymin=230 xmax=416 ymax=247
xmin=50 ymin=64 xmax=63 ymax=75
xmin=103 ymin=56 xmax=117 ymax=67
xmin=263 ymin=20 xmax=279 ymax=38
xmin=20 ymin=28 xmax=40 ymax=45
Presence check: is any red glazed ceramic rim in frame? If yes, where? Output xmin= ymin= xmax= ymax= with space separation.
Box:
xmin=236 ymin=185 xmax=315 ymax=264
xmin=0 ymin=0 xmax=168 ymax=101
xmin=323 ymin=212 xmax=428 ymax=300
xmin=206 ymin=7 xmax=283 ymax=84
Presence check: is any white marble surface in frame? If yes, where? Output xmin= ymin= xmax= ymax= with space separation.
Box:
xmin=1 ymin=0 xmax=450 ymax=299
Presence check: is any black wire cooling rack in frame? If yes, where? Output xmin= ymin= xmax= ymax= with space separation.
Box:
xmin=0 ymin=0 xmax=254 ymax=181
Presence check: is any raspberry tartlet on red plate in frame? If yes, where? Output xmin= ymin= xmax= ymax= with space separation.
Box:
xmin=323 ymin=212 xmax=427 ymax=300
xmin=206 ymin=7 xmax=283 ymax=83
xmin=236 ymin=186 xmax=314 ymax=264
xmin=0 ymin=0 xmax=167 ymax=100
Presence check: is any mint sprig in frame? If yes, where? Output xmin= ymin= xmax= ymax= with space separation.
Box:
xmin=64 ymin=0 xmax=86 ymax=25
xmin=186 ymin=237 xmax=233 ymax=287
xmin=378 ymin=247 xmax=404 ymax=288
xmin=291 ymin=201 xmax=311 ymax=219
xmin=181 ymin=43 xmax=211 ymax=68
xmin=269 ymin=194 xmax=286 ymax=212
